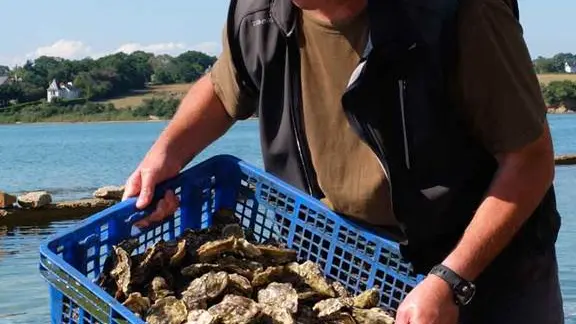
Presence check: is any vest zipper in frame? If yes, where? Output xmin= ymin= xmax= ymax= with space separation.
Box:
xmin=366 ymin=126 xmax=395 ymax=213
xmin=399 ymin=79 xmax=411 ymax=169
xmin=287 ymin=36 xmax=315 ymax=196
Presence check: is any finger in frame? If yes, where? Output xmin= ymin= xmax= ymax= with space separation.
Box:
xmin=395 ymin=307 xmax=410 ymax=324
xmin=149 ymin=198 xmax=169 ymax=222
xmin=164 ymin=190 xmax=179 ymax=214
xmin=122 ymin=171 xmax=142 ymax=201
xmin=137 ymin=168 xmax=157 ymax=209
xmin=134 ymin=218 xmax=149 ymax=229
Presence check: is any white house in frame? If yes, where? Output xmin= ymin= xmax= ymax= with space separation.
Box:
xmin=47 ymin=79 xmax=81 ymax=103
xmin=564 ymin=61 xmax=576 ymax=74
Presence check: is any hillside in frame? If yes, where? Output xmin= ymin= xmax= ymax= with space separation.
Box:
xmin=98 ymin=83 xmax=192 ymax=109
xmin=537 ymin=74 xmax=576 ymax=85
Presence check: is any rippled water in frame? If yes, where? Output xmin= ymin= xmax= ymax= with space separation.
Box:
xmin=0 ymin=115 xmax=574 ymax=323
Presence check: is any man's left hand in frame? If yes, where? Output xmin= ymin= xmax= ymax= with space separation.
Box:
xmin=395 ymin=274 xmax=459 ymax=324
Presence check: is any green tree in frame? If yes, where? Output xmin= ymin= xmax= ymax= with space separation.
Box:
xmin=542 ymin=80 xmax=576 ymax=107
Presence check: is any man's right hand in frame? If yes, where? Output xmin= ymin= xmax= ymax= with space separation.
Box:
xmin=122 ymin=150 xmax=182 ymax=228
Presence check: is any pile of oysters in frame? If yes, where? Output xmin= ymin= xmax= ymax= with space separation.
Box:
xmin=96 ymin=209 xmax=395 ymax=324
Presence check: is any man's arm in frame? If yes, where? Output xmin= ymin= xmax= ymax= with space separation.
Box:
xmin=148 ymin=73 xmax=235 ymax=170
xmin=122 ymin=74 xmax=236 ymax=216
xmin=441 ymin=120 xmax=555 ymax=281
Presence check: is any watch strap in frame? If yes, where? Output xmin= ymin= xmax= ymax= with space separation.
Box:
xmin=429 ymin=264 xmax=475 ymax=306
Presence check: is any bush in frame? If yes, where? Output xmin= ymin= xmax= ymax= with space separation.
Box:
xmin=542 ymin=80 xmax=576 ymax=107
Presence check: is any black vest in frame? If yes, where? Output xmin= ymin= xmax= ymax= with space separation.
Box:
xmin=226 ymin=0 xmax=561 ymax=274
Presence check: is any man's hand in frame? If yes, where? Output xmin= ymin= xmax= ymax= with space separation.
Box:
xmin=395 ymin=275 xmax=459 ymax=324
xmin=122 ymin=149 xmax=182 ymax=228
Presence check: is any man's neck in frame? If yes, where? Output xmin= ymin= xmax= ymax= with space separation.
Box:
xmin=292 ymin=0 xmax=367 ymax=24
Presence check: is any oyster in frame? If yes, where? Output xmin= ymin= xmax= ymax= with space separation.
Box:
xmin=257 ymin=244 xmax=298 ymax=265
xmin=352 ymin=288 xmax=380 ymax=309
xmin=351 ymin=307 xmax=395 ymax=324
xmin=181 ymin=271 xmax=229 ymax=310
xmin=181 ymin=257 xmax=261 ymax=281
xmin=291 ymin=261 xmax=336 ymax=298
xmin=325 ymin=312 xmax=358 ymax=324
xmin=297 ymin=290 xmax=325 ymax=305
xmin=196 ymin=236 xmax=262 ymax=263
xmin=186 ymin=309 xmax=217 ymax=324
xmin=257 ymin=282 xmax=299 ymax=314
xmin=121 ymin=292 xmax=150 ymax=318
xmin=332 ymin=281 xmax=350 ymax=298
xmin=252 ymin=264 xmax=299 ymax=288
xmin=312 ymin=297 xmax=354 ymax=319
xmin=110 ymin=246 xmax=132 ymax=298
xmin=146 ymin=296 xmax=188 ymax=324
xmin=207 ymin=294 xmax=261 ymax=324
xmin=222 ymin=223 xmax=245 ymax=239
xmin=148 ymin=276 xmax=174 ymax=302
xmin=260 ymin=304 xmax=295 ymax=324
xmin=227 ymin=274 xmax=253 ymax=296
xmin=169 ymin=239 xmax=188 ymax=267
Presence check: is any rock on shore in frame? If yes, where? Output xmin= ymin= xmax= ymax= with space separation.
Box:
xmin=0 ymin=191 xmax=17 ymax=208
xmin=93 ymin=185 xmax=125 ymax=200
xmin=17 ymin=191 xmax=52 ymax=208
xmin=555 ymin=154 xmax=576 ymax=165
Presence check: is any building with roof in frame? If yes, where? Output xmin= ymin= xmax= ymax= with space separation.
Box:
xmin=0 ymin=76 xmax=8 ymax=87
xmin=47 ymin=79 xmax=81 ymax=103
xmin=564 ymin=62 xmax=576 ymax=74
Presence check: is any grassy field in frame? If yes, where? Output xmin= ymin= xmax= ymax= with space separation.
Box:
xmin=99 ymin=83 xmax=192 ymax=109
xmin=537 ymin=73 xmax=576 ymax=85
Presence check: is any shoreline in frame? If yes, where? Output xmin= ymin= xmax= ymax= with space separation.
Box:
xmin=0 ymin=116 xmax=260 ymax=126
xmin=0 ymin=112 xmax=570 ymax=126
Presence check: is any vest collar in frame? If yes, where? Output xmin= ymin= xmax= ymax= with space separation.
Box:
xmin=271 ymin=0 xmax=298 ymax=37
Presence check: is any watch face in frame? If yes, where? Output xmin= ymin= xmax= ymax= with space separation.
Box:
xmin=456 ymin=282 xmax=476 ymax=306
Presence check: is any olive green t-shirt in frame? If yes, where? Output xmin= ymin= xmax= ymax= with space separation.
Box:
xmin=210 ymin=0 xmax=546 ymax=227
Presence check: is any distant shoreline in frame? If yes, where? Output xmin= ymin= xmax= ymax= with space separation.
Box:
xmin=0 ymin=116 xmax=260 ymax=126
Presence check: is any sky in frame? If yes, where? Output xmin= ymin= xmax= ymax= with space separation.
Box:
xmin=0 ymin=0 xmax=573 ymax=67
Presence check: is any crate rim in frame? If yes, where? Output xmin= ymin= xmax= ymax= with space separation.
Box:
xmin=38 ymin=154 xmax=423 ymax=322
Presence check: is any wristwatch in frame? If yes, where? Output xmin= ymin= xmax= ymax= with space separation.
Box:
xmin=429 ymin=264 xmax=476 ymax=306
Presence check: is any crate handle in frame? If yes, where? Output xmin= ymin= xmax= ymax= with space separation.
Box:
xmin=78 ymin=234 xmax=99 ymax=247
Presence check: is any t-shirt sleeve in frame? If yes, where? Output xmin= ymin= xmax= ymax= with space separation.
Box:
xmin=456 ymin=0 xmax=547 ymax=154
xmin=210 ymin=25 xmax=257 ymax=120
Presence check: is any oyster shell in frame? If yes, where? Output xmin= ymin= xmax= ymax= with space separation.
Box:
xmin=312 ymin=297 xmax=354 ymax=319
xmin=351 ymin=307 xmax=395 ymax=324
xmin=297 ymin=290 xmax=325 ymax=305
xmin=169 ymin=239 xmax=188 ymax=267
xmin=352 ymin=288 xmax=380 ymax=309
xmin=181 ymin=256 xmax=261 ymax=281
xmin=227 ymin=274 xmax=253 ymax=296
xmin=148 ymin=276 xmax=174 ymax=302
xmin=332 ymin=281 xmax=350 ymax=298
xmin=257 ymin=282 xmax=299 ymax=314
xmin=221 ymin=223 xmax=245 ymax=239
xmin=252 ymin=264 xmax=300 ymax=288
xmin=181 ymin=271 xmax=229 ymax=310
xmin=186 ymin=309 xmax=217 ymax=324
xmin=207 ymin=294 xmax=261 ymax=324
xmin=110 ymin=246 xmax=132 ymax=298
xmin=146 ymin=296 xmax=188 ymax=324
xmin=121 ymin=292 xmax=150 ymax=318
xmin=257 ymin=245 xmax=298 ymax=265
xmin=291 ymin=261 xmax=336 ymax=298
xmin=260 ymin=304 xmax=295 ymax=324
xmin=196 ymin=236 xmax=262 ymax=262
xmin=325 ymin=312 xmax=358 ymax=324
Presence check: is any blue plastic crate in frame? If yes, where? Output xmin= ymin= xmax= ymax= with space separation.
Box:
xmin=39 ymin=154 xmax=424 ymax=324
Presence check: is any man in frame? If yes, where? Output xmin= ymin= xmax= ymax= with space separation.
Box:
xmin=122 ymin=0 xmax=564 ymax=323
